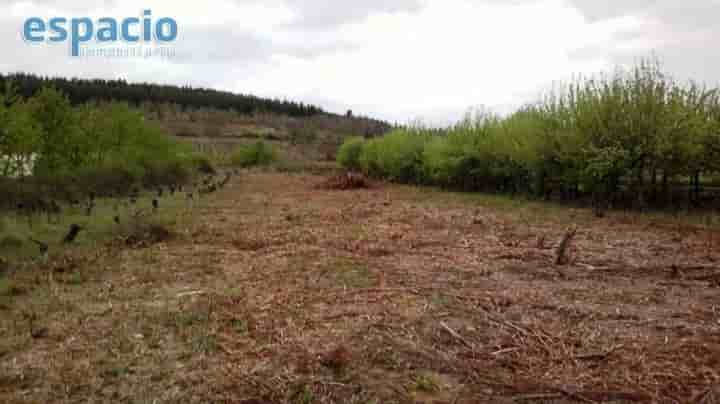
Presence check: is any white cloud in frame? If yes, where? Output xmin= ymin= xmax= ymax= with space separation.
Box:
xmin=1 ymin=0 xmax=719 ymax=124
xmin=232 ymin=0 xmax=627 ymax=123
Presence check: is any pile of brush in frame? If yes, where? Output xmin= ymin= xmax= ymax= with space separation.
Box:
xmin=317 ymin=172 xmax=372 ymax=191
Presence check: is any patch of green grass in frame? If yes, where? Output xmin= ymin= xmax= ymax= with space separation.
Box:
xmin=0 ymin=278 xmax=13 ymax=297
xmin=407 ymin=184 xmax=720 ymax=229
xmin=0 ymin=191 xmax=188 ymax=264
xmin=416 ymin=186 xmax=561 ymax=215
xmin=0 ymin=278 xmax=24 ymax=297
xmin=430 ymin=292 xmax=451 ymax=310
xmin=101 ymin=365 xmax=131 ymax=379
xmin=350 ymin=224 xmax=369 ymax=241
xmin=65 ymin=272 xmax=86 ymax=286
xmin=412 ymin=373 xmax=440 ymax=393
xmin=290 ymin=384 xmax=316 ymax=404
xmin=192 ymin=333 xmax=218 ymax=354
xmin=329 ymin=258 xmax=373 ymax=289
xmin=229 ymin=318 xmax=249 ymax=334
xmin=172 ymin=312 xmax=206 ymax=328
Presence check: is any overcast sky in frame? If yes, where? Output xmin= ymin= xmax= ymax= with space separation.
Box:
xmin=3 ymin=0 xmax=719 ymax=124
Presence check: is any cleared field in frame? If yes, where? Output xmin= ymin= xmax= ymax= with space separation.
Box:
xmin=1 ymin=172 xmax=719 ymax=403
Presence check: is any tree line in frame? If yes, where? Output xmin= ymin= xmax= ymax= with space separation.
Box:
xmin=0 ymin=73 xmax=323 ymax=118
xmin=338 ymin=60 xmax=720 ymax=211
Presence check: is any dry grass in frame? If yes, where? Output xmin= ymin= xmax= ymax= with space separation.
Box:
xmin=316 ymin=172 xmax=372 ymax=191
xmin=1 ymin=172 xmax=719 ymax=403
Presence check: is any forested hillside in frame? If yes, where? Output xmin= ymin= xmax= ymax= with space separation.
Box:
xmin=0 ymin=73 xmax=322 ymax=117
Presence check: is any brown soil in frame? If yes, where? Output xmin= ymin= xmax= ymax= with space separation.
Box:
xmin=1 ymin=172 xmax=719 ymax=403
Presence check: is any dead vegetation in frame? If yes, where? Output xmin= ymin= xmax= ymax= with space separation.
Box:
xmin=121 ymin=221 xmax=176 ymax=247
xmin=316 ymin=172 xmax=372 ymax=190
xmin=1 ymin=172 xmax=719 ymax=403
xmin=555 ymin=226 xmax=578 ymax=266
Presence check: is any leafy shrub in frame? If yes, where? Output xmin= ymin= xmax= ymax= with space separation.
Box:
xmin=336 ymin=137 xmax=365 ymax=170
xmin=423 ymin=131 xmax=480 ymax=189
xmin=358 ymin=131 xmax=429 ymax=183
xmin=0 ymin=85 xmax=207 ymax=210
xmin=230 ymin=141 xmax=277 ymax=168
xmin=339 ymin=57 xmax=720 ymax=209
xmin=358 ymin=138 xmax=382 ymax=178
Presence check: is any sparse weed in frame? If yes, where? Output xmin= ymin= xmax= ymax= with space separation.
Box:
xmin=0 ymin=190 xmax=186 ymax=265
xmin=65 ymin=271 xmax=85 ymax=286
xmin=229 ymin=318 xmax=249 ymax=334
xmin=290 ymin=384 xmax=316 ymax=404
xmin=0 ymin=278 xmax=20 ymax=297
xmin=329 ymin=258 xmax=373 ymax=289
xmin=192 ymin=333 xmax=218 ymax=354
xmin=412 ymin=373 xmax=441 ymax=393
xmin=173 ymin=312 xmax=206 ymax=328
xmin=101 ymin=365 xmax=131 ymax=379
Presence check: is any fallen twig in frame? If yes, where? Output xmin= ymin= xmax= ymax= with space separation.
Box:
xmin=490 ymin=347 xmax=520 ymax=356
xmin=572 ymin=344 xmax=625 ymax=361
xmin=440 ymin=321 xmax=475 ymax=350
xmin=177 ymin=290 xmax=207 ymax=298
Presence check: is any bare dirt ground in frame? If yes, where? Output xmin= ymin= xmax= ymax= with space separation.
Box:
xmin=1 ymin=172 xmax=719 ymax=403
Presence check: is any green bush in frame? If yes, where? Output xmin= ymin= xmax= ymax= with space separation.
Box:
xmin=338 ymin=57 xmax=720 ymax=208
xmin=0 ymin=85 xmax=205 ymax=209
xmin=358 ymin=138 xmax=382 ymax=177
xmin=189 ymin=154 xmax=216 ymax=175
xmin=0 ymin=85 xmax=194 ymax=181
xmin=356 ymin=131 xmax=429 ymax=183
xmin=380 ymin=131 xmax=429 ymax=183
xmin=230 ymin=141 xmax=277 ymax=168
xmin=336 ymin=137 xmax=365 ymax=170
xmin=423 ymin=132 xmax=483 ymax=190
